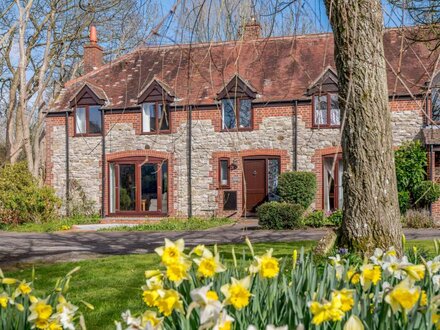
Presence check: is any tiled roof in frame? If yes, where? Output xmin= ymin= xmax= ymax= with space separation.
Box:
xmin=52 ymin=28 xmax=438 ymax=112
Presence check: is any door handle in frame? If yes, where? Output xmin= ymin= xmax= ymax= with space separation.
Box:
xmin=253 ymin=170 xmax=257 ymax=176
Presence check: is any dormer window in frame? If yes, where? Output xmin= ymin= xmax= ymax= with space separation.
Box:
xmin=75 ymin=105 xmax=102 ymax=134
xmin=138 ymin=78 xmax=175 ymax=134
xmin=142 ymin=102 xmax=170 ymax=133
xmin=313 ymin=93 xmax=340 ymax=127
xmin=217 ymin=74 xmax=257 ymax=131
xmin=69 ymin=83 xmax=107 ymax=136
xmin=222 ymin=98 xmax=252 ymax=130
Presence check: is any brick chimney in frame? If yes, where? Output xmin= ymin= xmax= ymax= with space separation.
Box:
xmin=83 ymin=26 xmax=103 ymax=74
xmin=242 ymin=16 xmax=261 ymax=41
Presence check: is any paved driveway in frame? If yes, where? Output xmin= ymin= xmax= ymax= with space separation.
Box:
xmin=0 ymin=227 xmax=328 ymax=266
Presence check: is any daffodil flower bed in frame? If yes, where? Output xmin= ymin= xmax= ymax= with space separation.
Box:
xmin=116 ymin=238 xmax=440 ymax=330
xmin=0 ymin=267 xmax=88 ymax=330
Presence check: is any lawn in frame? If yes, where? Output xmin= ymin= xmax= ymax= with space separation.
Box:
xmin=0 ymin=215 xmax=101 ymax=232
xmin=3 ymin=240 xmax=316 ymax=330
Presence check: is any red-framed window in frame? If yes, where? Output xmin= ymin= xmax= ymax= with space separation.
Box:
xmin=219 ymin=158 xmax=230 ymax=188
xmin=313 ymin=93 xmax=340 ymax=127
xmin=74 ymin=105 xmax=102 ymax=136
xmin=141 ymin=102 xmax=170 ymax=134
xmin=221 ymin=98 xmax=252 ymax=131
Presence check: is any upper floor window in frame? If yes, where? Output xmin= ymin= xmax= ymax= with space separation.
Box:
xmin=314 ymin=93 xmax=340 ymax=127
xmin=221 ymin=98 xmax=252 ymax=130
xmin=75 ymin=105 xmax=102 ymax=135
xmin=142 ymin=102 xmax=170 ymax=133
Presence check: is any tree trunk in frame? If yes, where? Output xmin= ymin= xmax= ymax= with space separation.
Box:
xmin=324 ymin=0 xmax=403 ymax=254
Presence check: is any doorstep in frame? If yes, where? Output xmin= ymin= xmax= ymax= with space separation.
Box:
xmin=100 ymin=217 xmax=165 ymax=224
xmin=71 ymin=223 xmax=140 ymax=231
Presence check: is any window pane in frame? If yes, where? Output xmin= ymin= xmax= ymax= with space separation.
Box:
xmin=89 ymin=106 xmax=102 ymax=134
xmin=109 ymin=163 xmax=116 ymax=213
xmin=239 ymin=99 xmax=252 ymax=128
xmin=314 ymin=95 xmax=327 ymax=125
xmin=433 ymin=88 xmax=440 ymax=122
xmin=268 ymin=159 xmax=280 ymax=201
xmin=220 ymin=160 xmax=229 ymax=186
xmin=142 ymin=103 xmax=150 ymax=132
xmin=222 ymin=99 xmax=236 ymax=129
xmin=330 ymin=94 xmax=340 ymax=125
xmin=158 ymin=104 xmax=170 ymax=131
xmin=141 ymin=163 xmax=158 ymax=212
xmin=119 ymin=164 xmax=136 ymax=211
xmin=162 ymin=161 xmax=168 ymax=213
xmin=75 ymin=107 xmax=86 ymax=134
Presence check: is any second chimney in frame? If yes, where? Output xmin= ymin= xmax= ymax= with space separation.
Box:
xmin=83 ymin=26 xmax=103 ymax=74
xmin=242 ymin=16 xmax=261 ymax=41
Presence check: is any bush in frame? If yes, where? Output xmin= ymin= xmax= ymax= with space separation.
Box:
xmin=403 ymin=209 xmax=435 ymax=228
xmin=303 ymin=210 xmax=327 ymax=228
xmin=395 ymin=141 xmax=427 ymax=192
xmin=277 ymin=171 xmax=317 ymax=209
xmin=0 ymin=162 xmax=61 ymax=225
xmin=398 ymin=190 xmax=411 ymax=214
xmin=413 ymin=181 xmax=440 ymax=209
xmin=256 ymin=202 xmax=304 ymax=229
xmin=327 ymin=209 xmax=343 ymax=226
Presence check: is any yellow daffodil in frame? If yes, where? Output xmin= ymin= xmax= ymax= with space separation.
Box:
xmin=343 ymin=315 xmax=364 ymax=330
xmin=0 ymin=293 xmax=9 ymax=308
xmin=309 ymin=294 xmax=345 ymax=325
xmin=156 ymin=289 xmax=183 ymax=316
xmin=28 ymin=299 xmax=53 ymax=329
xmin=249 ymin=249 xmax=280 ymax=278
xmin=293 ymin=249 xmax=298 ymax=269
xmin=221 ymin=276 xmax=252 ymax=310
xmin=145 ymin=270 xmax=162 ymax=279
xmin=421 ymin=290 xmax=427 ymax=306
xmin=189 ymin=284 xmax=222 ymax=324
xmin=190 ymin=244 xmax=206 ymax=256
xmin=15 ymin=303 xmax=24 ymax=312
xmin=360 ymin=264 xmax=381 ymax=290
xmin=333 ymin=289 xmax=355 ymax=312
xmin=194 ymin=247 xmax=226 ymax=278
xmin=166 ymin=260 xmax=190 ymax=286
xmin=403 ymin=264 xmax=426 ymax=281
xmin=1 ymin=278 xmax=17 ymax=285
xmin=346 ymin=267 xmax=360 ymax=284
xmin=141 ymin=310 xmax=163 ymax=329
xmin=385 ymin=278 xmax=421 ymax=313
xmin=212 ymin=310 xmax=234 ymax=330
xmin=155 ymin=238 xmax=185 ymax=266
xmin=47 ymin=321 xmax=63 ymax=330
xmin=17 ymin=281 xmax=32 ymax=295
xmin=142 ymin=289 xmax=160 ymax=307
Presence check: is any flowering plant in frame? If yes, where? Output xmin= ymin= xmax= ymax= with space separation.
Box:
xmin=0 ymin=267 xmax=87 ymax=330
xmin=117 ymin=238 xmax=440 ymax=330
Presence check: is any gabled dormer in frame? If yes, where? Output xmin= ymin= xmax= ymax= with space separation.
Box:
xmin=69 ymin=83 xmax=108 ymax=136
xmin=137 ymin=78 xmax=175 ymax=134
xmin=306 ymin=67 xmax=340 ymax=128
xmin=217 ymin=74 xmax=257 ymax=131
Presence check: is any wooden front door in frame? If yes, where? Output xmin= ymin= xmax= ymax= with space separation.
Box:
xmin=243 ymin=159 xmax=267 ymax=212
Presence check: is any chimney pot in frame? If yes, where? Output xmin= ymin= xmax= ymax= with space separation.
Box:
xmin=90 ymin=26 xmax=98 ymax=43
xmin=242 ymin=16 xmax=261 ymax=41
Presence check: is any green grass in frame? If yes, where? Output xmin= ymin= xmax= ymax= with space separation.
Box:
xmin=3 ymin=241 xmax=315 ymax=330
xmin=0 ymin=215 xmax=101 ymax=232
xmin=99 ymin=217 xmax=236 ymax=232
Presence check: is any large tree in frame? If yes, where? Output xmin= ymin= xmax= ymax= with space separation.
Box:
xmin=323 ymin=0 xmax=403 ymax=254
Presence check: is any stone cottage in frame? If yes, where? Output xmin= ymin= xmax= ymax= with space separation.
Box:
xmin=45 ymin=23 xmax=440 ymax=220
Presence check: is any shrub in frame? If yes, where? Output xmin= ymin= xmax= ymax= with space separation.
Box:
xmin=327 ymin=209 xmax=343 ymax=226
xmin=403 ymin=209 xmax=435 ymax=228
xmin=398 ymin=190 xmax=411 ymax=214
xmin=413 ymin=180 xmax=440 ymax=209
xmin=0 ymin=162 xmax=61 ymax=225
xmin=277 ymin=171 xmax=317 ymax=209
xmin=256 ymin=202 xmax=304 ymax=229
xmin=303 ymin=210 xmax=327 ymax=228
xmin=395 ymin=141 xmax=427 ymax=192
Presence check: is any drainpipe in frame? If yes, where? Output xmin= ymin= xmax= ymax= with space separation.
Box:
xmin=65 ymin=111 xmax=70 ymax=217
xmin=101 ymin=109 xmax=106 ymax=218
xmin=187 ymin=105 xmax=193 ymax=218
xmin=293 ymin=100 xmax=298 ymax=171
xmin=430 ymin=144 xmax=434 ymax=216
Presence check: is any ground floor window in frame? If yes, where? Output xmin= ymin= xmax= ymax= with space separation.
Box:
xmin=108 ymin=157 xmax=168 ymax=215
xmin=323 ymin=155 xmax=343 ymax=212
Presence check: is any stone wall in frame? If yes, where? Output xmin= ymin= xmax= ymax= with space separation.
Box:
xmin=46 ymin=99 xmax=425 ymax=218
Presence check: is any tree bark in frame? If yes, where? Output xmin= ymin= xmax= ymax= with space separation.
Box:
xmin=324 ymin=0 xmax=403 ymax=254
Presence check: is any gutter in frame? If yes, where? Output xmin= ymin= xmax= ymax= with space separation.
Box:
xmin=187 ymin=105 xmax=193 ymax=218
xmin=65 ymin=111 xmax=70 ymax=216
